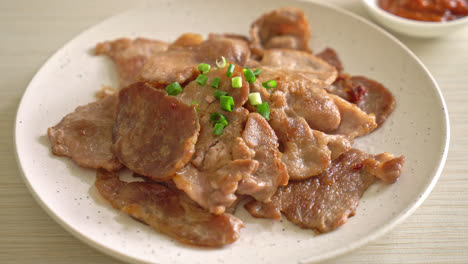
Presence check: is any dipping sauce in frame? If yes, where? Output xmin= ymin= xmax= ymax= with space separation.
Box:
xmin=378 ymin=0 xmax=468 ymax=22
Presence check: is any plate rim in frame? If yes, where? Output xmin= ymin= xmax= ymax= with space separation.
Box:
xmin=14 ymin=0 xmax=450 ymax=263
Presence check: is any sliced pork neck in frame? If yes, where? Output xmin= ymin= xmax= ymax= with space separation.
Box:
xmin=95 ymin=169 xmax=243 ymax=247
xmin=48 ymin=94 xmax=122 ymax=171
xmin=245 ymin=149 xmax=405 ymax=233
xmin=95 ymin=38 xmax=169 ymax=88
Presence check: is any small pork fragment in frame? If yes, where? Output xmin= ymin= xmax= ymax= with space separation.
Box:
xmin=237 ymin=113 xmax=289 ymax=202
xmin=173 ymin=66 xmax=259 ymax=214
xmin=48 ymin=95 xmax=122 ymax=171
xmin=268 ymin=107 xmax=350 ymax=180
xmin=95 ymin=38 xmax=169 ymax=88
xmin=113 ymin=82 xmax=199 ymax=181
xmin=316 ymin=47 xmax=344 ymax=73
xmin=245 ymin=149 xmax=405 ymax=233
xmin=169 ymin=33 xmax=204 ymax=49
xmin=250 ymin=7 xmax=311 ymax=55
xmin=329 ymin=94 xmax=377 ymax=138
xmin=95 ymin=169 xmax=243 ymax=247
xmin=317 ymin=47 xmax=396 ymax=126
xmin=260 ymin=49 xmax=338 ymax=88
xmin=329 ymin=75 xmax=396 ymax=126
xmin=363 ymin=152 xmax=405 ymax=183
xmin=255 ymin=68 xmax=341 ymax=133
xmin=138 ymin=37 xmax=251 ymax=87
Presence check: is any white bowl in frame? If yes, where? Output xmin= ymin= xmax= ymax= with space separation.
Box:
xmin=362 ymin=0 xmax=468 ymax=37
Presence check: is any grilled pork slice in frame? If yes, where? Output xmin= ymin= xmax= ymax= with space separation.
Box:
xmin=113 ymin=82 xmax=199 ymax=181
xmin=172 ymin=66 xmax=258 ymax=214
xmin=95 ymin=38 xmax=169 ymax=88
xmin=138 ymin=37 xmax=251 ymax=87
xmin=317 ymin=47 xmax=396 ymax=126
xmin=245 ymin=149 xmax=405 ymax=233
xmin=95 ymin=169 xmax=243 ymax=247
xmin=48 ymin=94 xmax=122 ymax=171
xmin=250 ymin=7 xmax=311 ymax=56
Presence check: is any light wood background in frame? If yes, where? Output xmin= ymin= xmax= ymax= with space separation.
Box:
xmin=1 ymin=0 xmax=467 ymax=263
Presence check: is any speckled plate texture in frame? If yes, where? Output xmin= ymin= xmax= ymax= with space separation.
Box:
xmin=15 ymin=0 xmax=449 ymax=263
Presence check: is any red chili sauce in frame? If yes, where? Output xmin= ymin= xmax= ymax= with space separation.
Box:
xmin=378 ymin=0 xmax=468 ymax=22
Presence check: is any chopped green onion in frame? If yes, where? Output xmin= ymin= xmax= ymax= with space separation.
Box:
xmin=253 ymin=68 xmax=262 ymax=77
xmin=211 ymin=112 xmax=229 ymax=136
xmin=257 ymin=102 xmax=270 ymax=120
xmin=210 ymin=112 xmax=228 ymax=126
xmin=216 ymin=56 xmax=226 ymax=68
xmin=210 ymin=112 xmax=226 ymax=123
xmin=211 ymin=77 xmax=221 ymax=88
xmin=190 ymin=100 xmax=199 ymax=111
xmin=198 ymin=63 xmax=211 ymax=74
xmin=262 ymin=80 xmax=278 ymax=90
xmin=195 ymin=74 xmax=208 ymax=85
xmin=226 ymin=64 xmax=235 ymax=77
xmin=232 ymin=77 xmax=242 ymax=88
xmin=213 ymin=123 xmax=225 ymax=136
xmin=243 ymin=68 xmax=256 ymax=84
xmin=248 ymin=92 xmax=262 ymax=106
xmin=213 ymin=90 xmax=228 ymax=99
xmin=220 ymin=95 xmax=234 ymax=112
xmin=166 ymin=82 xmax=182 ymax=96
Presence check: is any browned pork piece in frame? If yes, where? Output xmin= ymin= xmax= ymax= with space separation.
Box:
xmin=256 ymin=50 xmax=377 ymax=138
xmin=247 ymin=67 xmax=354 ymax=180
xmin=95 ymin=169 xmax=243 ymax=247
xmin=316 ymin=47 xmax=344 ymax=73
xmin=329 ymin=75 xmax=396 ymax=126
xmin=250 ymin=7 xmax=311 ymax=56
xmin=245 ymin=149 xmax=405 ymax=233
xmin=113 ymin=82 xmax=199 ymax=181
xmin=95 ymin=38 xmax=169 ymax=88
xmin=257 ymin=67 xmax=341 ymax=133
xmin=48 ymin=94 xmax=122 ymax=171
xmin=172 ymin=66 xmax=259 ymax=214
xmin=237 ymin=113 xmax=289 ymax=202
xmin=169 ymin=33 xmax=204 ymax=49
xmin=138 ymin=37 xmax=251 ymax=87
xmin=317 ymin=47 xmax=396 ymax=126
xmin=260 ymin=49 xmax=338 ymax=88
xmin=268 ymin=105 xmax=351 ymax=180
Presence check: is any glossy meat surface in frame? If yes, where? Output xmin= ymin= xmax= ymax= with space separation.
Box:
xmin=96 ymin=169 xmax=243 ymax=247
xmin=113 ymin=83 xmax=199 ymax=181
xmin=95 ymin=38 xmax=169 ymax=87
xmin=48 ymin=95 xmax=122 ymax=171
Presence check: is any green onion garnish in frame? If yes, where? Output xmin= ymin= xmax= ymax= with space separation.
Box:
xmin=213 ymin=90 xmax=228 ymax=99
xmin=198 ymin=63 xmax=211 ymax=74
xmin=262 ymin=80 xmax=277 ymax=90
xmin=243 ymin=68 xmax=256 ymax=84
xmin=166 ymin=82 xmax=182 ymax=96
xmin=220 ymin=95 xmax=235 ymax=112
xmin=253 ymin=69 xmax=262 ymax=77
xmin=216 ymin=56 xmax=226 ymax=68
xmin=257 ymin=102 xmax=270 ymax=120
xmin=226 ymin=64 xmax=235 ymax=77
xmin=210 ymin=112 xmax=226 ymax=122
xmin=232 ymin=77 xmax=242 ymax=88
xmin=190 ymin=100 xmax=199 ymax=111
xmin=248 ymin=92 xmax=262 ymax=106
xmin=211 ymin=77 xmax=221 ymax=88
xmin=213 ymin=123 xmax=225 ymax=136
xmin=210 ymin=112 xmax=229 ymax=136
xmin=195 ymin=74 xmax=208 ymax=85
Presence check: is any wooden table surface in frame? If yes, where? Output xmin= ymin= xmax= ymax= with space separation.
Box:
xmin=1 ymin=0 xmax=467 ymax=263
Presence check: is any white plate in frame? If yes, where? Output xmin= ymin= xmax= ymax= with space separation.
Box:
xmin=15 ymin=0 xmax=449 ymax=263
